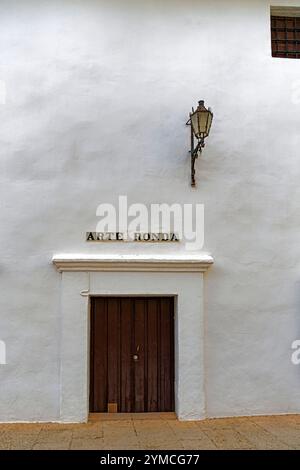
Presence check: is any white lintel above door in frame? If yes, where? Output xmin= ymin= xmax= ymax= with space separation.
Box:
xmin=52 ymin=253 xmax=214 ymax=273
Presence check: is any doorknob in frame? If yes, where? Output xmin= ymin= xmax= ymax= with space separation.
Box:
xmin=133 ymin=354 xmax=138 ymax=361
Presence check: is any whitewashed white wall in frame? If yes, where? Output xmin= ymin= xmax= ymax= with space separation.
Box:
xmin=1 ymin=0 xmax=300 ymax=421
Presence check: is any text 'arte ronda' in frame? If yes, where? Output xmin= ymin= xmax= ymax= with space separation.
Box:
xmin=86 ymin=232 xmax=180 ymax=242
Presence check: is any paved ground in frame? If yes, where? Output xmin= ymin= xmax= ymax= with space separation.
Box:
xmin=0 ymin=413 xmax=300 ymax=450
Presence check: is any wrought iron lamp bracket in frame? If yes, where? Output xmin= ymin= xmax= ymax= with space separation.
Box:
xmin=191 ymin=138 xmax=205 ymax=187
xmin=186 ymin=117 xmax=205 ymax=187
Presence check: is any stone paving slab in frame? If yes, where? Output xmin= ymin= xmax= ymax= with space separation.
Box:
xmin=0 ymin=414 xmax=299 ymax=450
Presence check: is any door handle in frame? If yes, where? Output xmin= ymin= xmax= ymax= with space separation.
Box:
xmin=133 ymin=354 xmax=139 ymax=361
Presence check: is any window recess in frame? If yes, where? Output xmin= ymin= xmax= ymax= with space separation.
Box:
xmin=271 ymin=7 xmax=300 ymax=58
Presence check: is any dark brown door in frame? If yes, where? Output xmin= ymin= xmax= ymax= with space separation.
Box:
xmin=90 ymin=297 xmax=174 ymax=413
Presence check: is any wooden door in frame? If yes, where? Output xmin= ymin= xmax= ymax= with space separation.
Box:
xmin=90 ymin=297 xmax=174 ymax=413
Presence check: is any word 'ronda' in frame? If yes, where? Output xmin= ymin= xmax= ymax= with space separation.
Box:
xmin=86 ymin=232 xmax=180 ymax=242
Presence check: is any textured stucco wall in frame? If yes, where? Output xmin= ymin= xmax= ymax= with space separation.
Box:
xmin=1 ymin=0 xmax=300 ymax=421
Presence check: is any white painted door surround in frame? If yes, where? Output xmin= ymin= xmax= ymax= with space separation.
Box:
xmin=53 ymin=253 xmax=214 ymax=422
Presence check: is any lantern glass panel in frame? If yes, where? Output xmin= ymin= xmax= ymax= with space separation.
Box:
xmin=191 ymin=110 xmax=212 ymax=139
xmin=206 ymin=111 xmax=213 ymax=135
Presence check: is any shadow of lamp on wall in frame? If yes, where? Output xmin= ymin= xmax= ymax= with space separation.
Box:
xmin=186 ymin=100 xmax=213 ymax=187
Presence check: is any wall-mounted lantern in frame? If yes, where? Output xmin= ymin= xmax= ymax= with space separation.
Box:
xmin=186 ymin=100 xmax=213 ymax=187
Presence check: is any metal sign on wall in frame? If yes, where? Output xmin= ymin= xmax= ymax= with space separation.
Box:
xmin=86 ymin=232 xmax=180 ymax=242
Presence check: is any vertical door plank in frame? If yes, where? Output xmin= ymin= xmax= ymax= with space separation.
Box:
xmin=107 ymin=298 xmax=120 ymax=410
xmin=147 ymin=299 xmax=159 ymax=411
xmin=120 ymin=298 xmax=133 ymax=412
xmin=134 ymin=299 xmax=146 ymax=412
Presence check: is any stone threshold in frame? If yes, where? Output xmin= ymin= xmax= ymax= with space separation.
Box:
xmin=89 ymin=412 xmax=177 ymax=421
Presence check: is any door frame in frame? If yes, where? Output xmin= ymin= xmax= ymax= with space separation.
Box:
xmin=53 ymin=255 xmax=212 ymax=422
xmin=88 ymin=295 xmax=176 ymax=414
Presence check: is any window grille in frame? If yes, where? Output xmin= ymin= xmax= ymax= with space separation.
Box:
xmin=271 ymin=15 xmax=300 ymax=59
